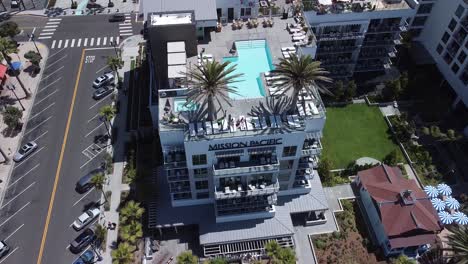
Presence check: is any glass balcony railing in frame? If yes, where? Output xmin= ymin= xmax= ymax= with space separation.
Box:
xmin=214 ymin=180 xmax=279 ymax=200
xmin=213 ymin=158 xmax=279 ymax=176
xmin=301 ymin=139 xmax=322 ymax=156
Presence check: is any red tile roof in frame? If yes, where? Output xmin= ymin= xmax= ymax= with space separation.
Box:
xmin=358 ymin=164 xmax=442 ymax=246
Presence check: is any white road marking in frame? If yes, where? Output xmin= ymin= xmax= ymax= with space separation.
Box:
xmin=120 ymin=33 xmax=133 ymax=36
xmin=77 ymin=38 xmax=82 ymax=47
xmin=119 ymin=26 xmax=132 ymax=29
xmin=0 ymin=247 xmax=19 ymax=263
xmin=34 ymin=90 xmax=58 ymax=105
xmin=8 ymin=164 xmax=39 ymax=188
xmin=46 ymin=21 xmax=61 ymax=25
xmin=87 ymin=113 xmax=101 ymax=123
xmin=103 ymin=37 xmax=107 ymax=45
xmin=38 ymin=78 xmax=62 ymax=93
xmin=90 ymin=38 xmax=94 ymax=46
xmin=29 ymin=102 xmax=55 ymax=120
xmin=44 ymin=25 xmax=58 ymax=28
xmin=39 ymin=32 xmax=54 ymax=36
xmin=71 ymin=39 xmax=75 ymax=47
xmin=37 ymin=36 xmax=52 ymax=39
xmin=85 ymin=123 xmax=104 ymax=138
xmin=88 ymin=92 xmax=114 ymax=109
xmin=51 ymin=40 xmax=56 ymax=49
xmin=84 ymin=38 xmax=88 ymax=47
xmin=96 ymin=37 xmax=101 ymax=46
xmin=0 ymin=202 xmax=31 ymax=228
xmin=45 ymin=54 xmax=67 ymax=69
xmin=64 ymin=39 xmax=69 ymax=48
xmin=1 ymin=182 xmax=36 ymax=209
xmin=41 ymin=28 xmax=56 ymax=32
xmin=49 ymin=18 xmax=62 ymax=21
xmin=124 ymin=20 xmax=131 ymax=23
xmin=119 ymin=23 xmax=130 ymax=26
xmin=57 ymin=39 xmax=62 ymax=49
xmin=116 ymin=37 xmax=120 ymax=44
xmin=13 ymin=147 xmax=45 ymax=168
xmin=95 ymin=65 xmax=109 ymax=74
xmin=109 ymin=36 xmax=114 ymax=43
xmin=49 ymin=47 xmax=66 ymax=58
xmin=24 ymin=117 xmax=53 ymax=135
xmin=4 ymin=224 xmax=24 ymax=241
xmin=72 ymin=187 xmax=95 ymax=207
xmin=83 ymin=47 xmax=115 ymax=51
xmin=119 ymin=29 xmax=133 ymax=33
xmin=41 ymin=65 xmax=64 ymax=80
xmin=31 ymin=131 xmax=48 ymax=142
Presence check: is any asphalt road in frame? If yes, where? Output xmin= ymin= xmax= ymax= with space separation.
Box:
xmin=0 ymin=14 xmax=139 ymax=264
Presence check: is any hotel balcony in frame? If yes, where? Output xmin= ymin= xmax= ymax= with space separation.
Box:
xmin=366 ymin=22 xmax=408 ymax=34
xmin=164 ymin=151 xmax=187 ymax=169
xmin=212 ymin=157 xmax=279 ymax=177
xmin=214 ymin=179 xmax=280 ymax=200
xmin=317 ymin=45 xmax=359 ymax=54
xmin=298 ymin=156 xmax=318 ymax=169
xmin=362 ymin=38 xmax=401 ymax=47
xmin=354 ymin=63 xmax=390 ymax=72
xmin=293 ymin=177 xmax=311 ymax=189
xmin=301 ymin=138 xmax=322 ymax=156
xmin=316 ymin=31 xmax=365 ymax=41
xmin=320 ymin=58 xmax=354 ymax=67
xmin=166 ymin=168 xmax=189 ymax=182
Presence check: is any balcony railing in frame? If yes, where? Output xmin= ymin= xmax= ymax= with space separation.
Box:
xmin=301 ymin=139 xmax=322 ymax=156
xmin=167 ymin=174 xmax=189 ymax=182
xmin=214 ymin=180 xmax=279 ymax=200
xmin=213 ymin=158 xmax=279 ymax=176
xmin=317 ymin=31 xmax=364 ymax=41
xmin=164 ymin=161 xmax=187 ymax=169
xmin=367 ymin=23 xmax=408 ymax=34
xmin=321 ymin=59 xmax=354 ymax=66
xmin=318 ymin=45 xmax=358 ymax=54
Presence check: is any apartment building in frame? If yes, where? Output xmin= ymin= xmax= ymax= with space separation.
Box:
xmin=300 ymin=0 xmax=417 ymax=79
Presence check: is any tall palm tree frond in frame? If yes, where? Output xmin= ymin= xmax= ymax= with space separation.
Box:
xmin=419 ymin=246 xmax=448 ymax=264
xmin=249 ymin=96 xmax=291 ymax=117
xmin=446 ymin=225 xmax=468 ymax=263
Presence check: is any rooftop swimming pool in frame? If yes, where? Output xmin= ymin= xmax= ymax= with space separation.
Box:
xmin=174 ymin=98 xmax=198 ymax=112
xmin=223 ymin=40 xmax=274 ymax=99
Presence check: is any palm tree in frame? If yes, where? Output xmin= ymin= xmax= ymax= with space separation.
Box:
xmin=99 ymin=105 xmax=116 ymax=139
xmin=270 ymin=54 xmax=332 ymax=113
xmin=90 ymin=172 xmax=107 ymax=205
xmin=265 ymin=241 xmax=281 ymax=262
xmin=0 ymin=37 xmax=30 ymax=98
xmin=446 ymin=225 xmax=468 ymax=264
xmin=185 ymin=60 xmax=243 ymax=121
xmin=111 ymin=242 xmax=135 ymax=264
xmin=107 ymin=56 xmax=123 ymax=80
xmin=419 ymin=246 xmax=448 ymax=264
xmin=265 ymin=241 xmax=296 ymax=264
xmin=119 ymin=221 xmax=142 ymax=245
xmin=94 ymin=223 xmax=107 ymax=251
xmin=176 ymin=251 xmax=198 ymax=264
xmin=0 ymin=146 xmax=9 ymax=164
xmin=120 ymin=200 xmax=144 ymax=224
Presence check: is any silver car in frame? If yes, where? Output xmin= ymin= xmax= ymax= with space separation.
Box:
xmin=13 ymin=141 xmax=38 ymax=162
xmin=92 ymin=73 xmax=114 ymax=88
xmin=72 ymin=208 xmax=100 ymax=231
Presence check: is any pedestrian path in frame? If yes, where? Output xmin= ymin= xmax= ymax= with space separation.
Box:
xmin=119 ymin=14 xmax=134 ymax=37
xmin=49 ymin=36 xmax=121 ymax=49
xmin=37 ymin=18 xmax=62 ymax=40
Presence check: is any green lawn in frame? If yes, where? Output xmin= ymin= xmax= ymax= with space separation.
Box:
xmin=321 ymin=104 xmax=399 ymax=169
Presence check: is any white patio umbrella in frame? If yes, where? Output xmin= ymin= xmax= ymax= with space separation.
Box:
xmin=445 ymin=196 xmax=461 ymax=210
xmin=424 ymin=185 xmax=439 ymax=198
xmin=437 ymin=183 xmax=452 ymax=196
xmin=438 ymin=211 xmax=453 ymax=225
xmin=452 ymin=211 xmax=468 ymax=225
xmin=431 ymin=198 xmax=446 ymax=211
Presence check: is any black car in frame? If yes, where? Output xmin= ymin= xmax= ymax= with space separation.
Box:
xmin=109 ymin=14 xmax=125 ymax=22
xmin=69 ymin=228 xmax=96 ymax=254
xmin=76 ymin=168 xmax=104 ymax=194
xmin=93 ymin=86 xmax=114 ymax=100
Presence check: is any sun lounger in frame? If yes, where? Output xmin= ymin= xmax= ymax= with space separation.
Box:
xmin=292 ymin=32 xmax=305 ymax=37
xmin=287 ymin=115 xmax=294 ymax=127
xmin=197 ymin=54 xmax=213 ymax=59
xmin=298 ymin=104 xmax=305 ymax=116
xmin=213 ymin=122 xmax=220 ymax=133
xmin=304 ymin=103 xmax=312 ymax=116
xmin=281 ymin=47 xmax=296 ymax=52
xmin=269 ymin=115 xmax=277 ymax=128
xmin=252 ymin=117 xmax=260 ymax=129
xmin=275 ymin=115 xmax=282 ymax=128
xmin=260 ymin=116 xmax=267 ymax=128
xmin=238 ymin=115 xmax=247 ymax=130
xmin=309 ymin=102 xmax=319 ymax=115
xmin=221 ymin=119 xmax=229 ymax=132
xmin=283 ymin=52 xmax=291 ymax=59
xmin=230 ymin=117 xmax=236 ymax=132
xmin=246 ymin=117 xmax=254 ymax=130
xmin=189 ymin=123 xmax=196 ymax=137
xmin=292 ymin=115 xmax=301 ymax=127
xmin=292 ymin=35 xmax=307 ymax=42
xmin=197 ymin=122 xmax=204 ymax=135
xmin=289 ymin=27 xmax=303 ymax=33
xmin=205 ymin=121 xmax=213 ymax=135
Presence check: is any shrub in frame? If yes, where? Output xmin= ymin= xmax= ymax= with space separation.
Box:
xmin=0 ymin=22 xmax=20 ymax=37
xmin=447 ymin=129 xmax=456 ymax=140
xmin=421 ymin=126 xmax=430 ymax=135
xmin=104 ymin=191 xmax=112 ymax=211
xmin=2 ymin=106 xmax=22 ymax=130
xmin=314 ymin=239 xmax=327 ymax=250
xmin=24 ymin=51 xmax=42 ymax=66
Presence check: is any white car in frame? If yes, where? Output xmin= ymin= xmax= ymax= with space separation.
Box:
xmin=0 ymin=241 xmax=9 ymax=259
xmin=92 ymin=73 xmax=114 ymax=88
xmin=13 ymin=141 xmax=38 ymax=162
xmin=72 ymin=208 xmax=100 ymax=231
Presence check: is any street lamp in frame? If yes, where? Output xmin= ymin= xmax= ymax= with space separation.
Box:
xmin=7 ymin=84 xmax=25 ymax=111
xmin=27 ymin=33 xmax=41 ymax=57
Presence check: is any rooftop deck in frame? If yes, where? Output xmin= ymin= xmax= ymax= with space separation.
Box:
xmin=304 ymin=0 xmax=412 ymax=15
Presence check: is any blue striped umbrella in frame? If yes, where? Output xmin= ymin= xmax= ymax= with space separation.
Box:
xmin=431 ymin=198 xmax=446 ymax=211
xmin=438 ymin=211 xmax=453 ymax=225
xmin=437 ymin=183 xmax=452 ymax=196
xmin=453 ymin=212 xmax=468 ymax=225
xmin=445 ymin=196 xmax=461 ymax=210
xmin=424 ymin=185 xmax=439 ymax=198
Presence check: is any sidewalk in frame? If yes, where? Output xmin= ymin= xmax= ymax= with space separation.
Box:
xmin=99 ymin=34 xmax=143 ymax=264
xmin=0 ymin=41 xmax=49 ymax=206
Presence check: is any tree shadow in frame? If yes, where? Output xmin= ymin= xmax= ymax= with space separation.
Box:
xmin=0 ymin=95 xmax=17 ymax=106
xmin=1 ymin=123 xmax=22 ymax=138
xmin=23 ymin=65 xmax=39 ymax=77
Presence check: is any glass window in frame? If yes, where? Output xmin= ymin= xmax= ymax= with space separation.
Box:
xmin=448 ymin=19 xmax=458 ymax=31
xmin=452 ymin=63 xmax=460 ymax=74
xmin=458 ymin=51 xmax=466 ymax=64
xmin=444 ymin=52 xmax=453 ymax=65
xmin=192 ymin=154 xmax=207 ymax=166
xmin=282 ymin=146 xmax=297 ymax=157
xmin=412 ymin=16 xmax=427 ymax=27
xmin=196 ymin=192 xmax=209 ymax=199
xmin=195 ymin=180 xmax=209 ymax=190
xmin=436 ymin=44 xmax=444 ymax=54
xmin=194 ymin=168 xmax=208 ymax=178
xmin=441 ymin=32 xmax=451 ymax=43
xmin=417 ymin=3 xmax=433 ymax=14
xmin=455 ymin=5 xmax=464 ymax=18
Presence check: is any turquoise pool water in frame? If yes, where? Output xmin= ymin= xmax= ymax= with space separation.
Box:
xmin=174 ymin=99 xmax=198 ymax=112
xmin=223 ymin=40 xmax=274 ymax=99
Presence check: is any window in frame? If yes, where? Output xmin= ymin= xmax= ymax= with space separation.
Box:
xmin=444 ymin=52 xmax=453 ymax=64
xmin=455 ymin=5 xmax=465 ymax=18
xmin=195 ymin=180 xmax=209 ymax=190
xmin=442 ymin=32 xmax=450 ymax=43
xmin=282 ymin=146 xmax=297 ymax=157
xmin=448 ymin=19 xmax=458 ymax=32
xmin=240 ymin=8 xmax=251 ymax=17
xmin=192 ymin=154 xmax=207 ymax=166
xmin=196 ymin=192 xmax=209 ymax=199
xmin=194 ymin=168 xmax=208 ymax=178
xmin=452 ymin=63 xmax=460 ymax=74
xmin=417 ymin=3 xmax=433 ymax=14
xmin=412 ymin=16 xmax=427 ymax=27
xmin=458 ymin=51 xmax=466 ymax=64
xmin=437 ymin=44 xmax=444 ymax=54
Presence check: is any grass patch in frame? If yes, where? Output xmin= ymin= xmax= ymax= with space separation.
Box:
xmin=322 ymin=104 xmax=399 ymax=169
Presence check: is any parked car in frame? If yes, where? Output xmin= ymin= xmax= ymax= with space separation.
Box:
xmin=0 ymin=241 xmax=10 ymax=259
xmin=13 ymin=141 xmax=38 ymax=162
xmin=92 ymin=72 xmax=114 ymax=88
xmin=75 ymin=168 xmax=104 ymax=194
xmin=72 ymin=250 xmax=95 ymax=264
xmin=109 ymin=13 xmax=125 ymax=22
xmin=93 ymin=86 xmax=114 ymax=100
xmin=69 ymin=228 xmax=96 ymax=254
xmin=72 ymin=208 xmax=100 ymax=231
xmin=10 ymin=0 xmax=19 ymax=8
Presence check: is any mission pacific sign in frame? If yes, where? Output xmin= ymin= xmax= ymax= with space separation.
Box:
xmin=208 ymin=138 xmax=282 ymax=151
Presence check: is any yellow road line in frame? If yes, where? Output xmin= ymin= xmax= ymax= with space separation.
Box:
xmin=36 ymin=49 xmax=86 ymax=264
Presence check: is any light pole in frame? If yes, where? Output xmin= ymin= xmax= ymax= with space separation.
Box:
xmin=7 ymin=84 xmax=25 ymax=111
xmin=27 ymin=33 xmax=41 ymax=57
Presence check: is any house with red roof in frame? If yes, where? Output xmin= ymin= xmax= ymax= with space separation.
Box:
xmin=356 ymin=164 xmax=443 ymax=258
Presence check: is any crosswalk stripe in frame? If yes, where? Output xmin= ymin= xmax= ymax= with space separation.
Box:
xmin=57 ymin=40 xmax=62 ymax=49
xmin=46 ymin=21 xmax=60 ymax=25
xmin=71 ymin=39 xmax=75 ymax=47
xmin=120 ymin=33 xmax=133 ymax=36
xmin=41 ymin=29 xmax=56 ymax=33
xmin=109 ymin=36 xmax=114 ymax=44
xmin=37 ymin=36 xmax=52 ymax=39
xmin=120 ymin=29 xmax=132 ymax=33
xmin=39 ymin=32 xmax=54 ymax=36
xmin=77 ymin=38 xmax=82 ymax=47
xmin=44 ymin=25 xmax=58 ymax=28
xmin=119 ymin=23 xmax=131 ymax=26
xmin=51 ymin=40 xmax=56 ymax=49
xmin=103 ymin=37 xmax=107 ymax=45
xmin=49 ymin=18 xmax=62 ymax=21
xmin=64 ymin=39 xmax=69 ymax=48
xmin=84 ymin=38 xmax=88 ymax=46
xmin=96 ymin=37 xmax=101 ymax=46
xmin=119 ymin=25 xmax=132 ymax=29
xmin=124 ymin=20 xmax=131 ymax=23
xmin=116 ymin=37 xmax=120 ymax=44
xmin=90 ymin=38 xmax=94 ymax=46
